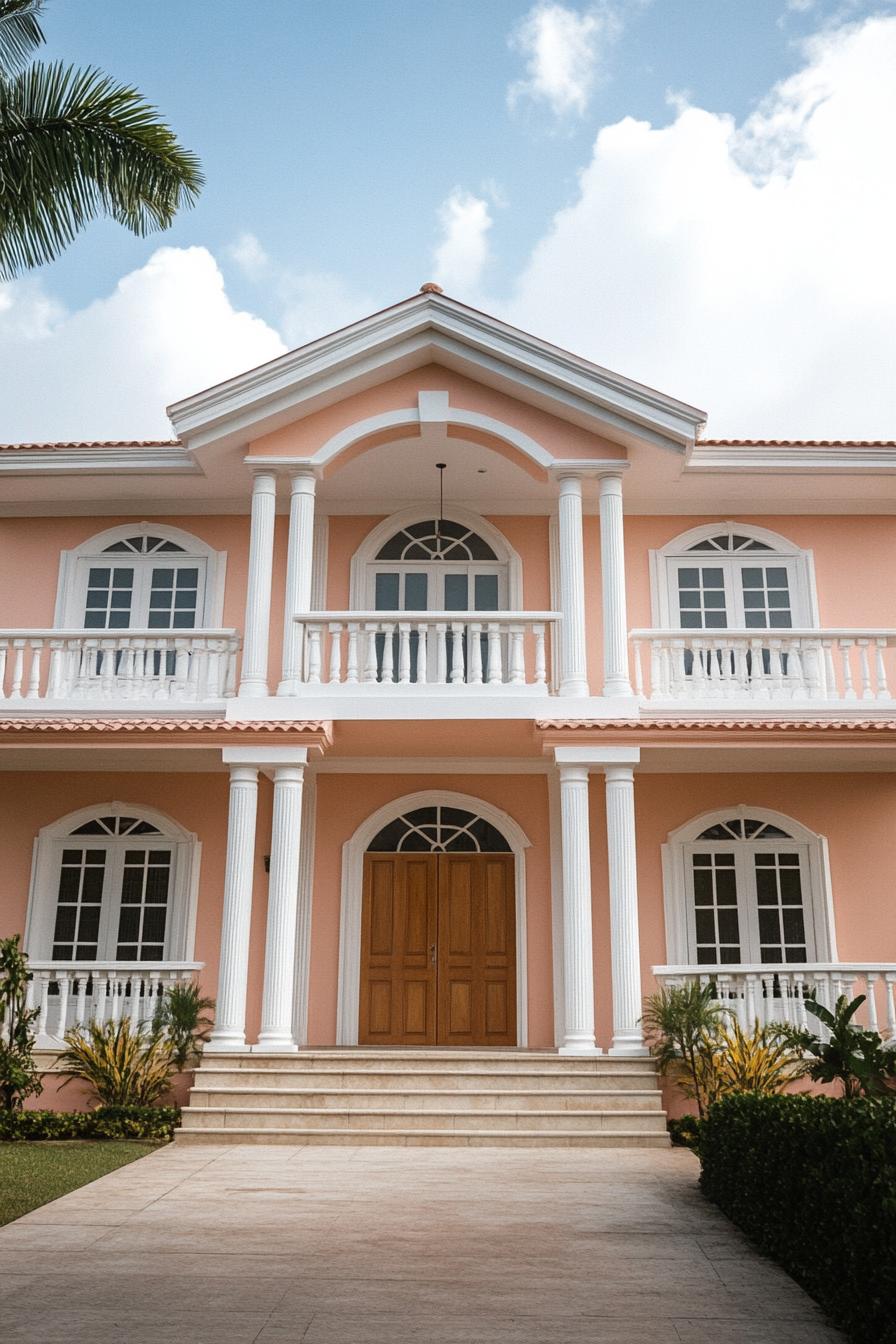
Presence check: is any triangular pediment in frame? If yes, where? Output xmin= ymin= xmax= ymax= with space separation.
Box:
xmin=168 ymin=291 xmax=706 ymax=456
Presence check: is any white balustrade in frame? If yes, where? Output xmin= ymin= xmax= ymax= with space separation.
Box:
xmin=292 ymin=612 xmax=561 ymax=689
xmin=26 ymin=961 xmax=204 ymax=1047
xmin=0 ymin=630 xmax=240 ymax=703
xmin=653 ymin=964 xmax=896 ymax=1039
xmin=631 ymin=629 xmax=896 ymax=705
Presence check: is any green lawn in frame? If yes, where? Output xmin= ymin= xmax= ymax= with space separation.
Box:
xmin=0 ymin=1140 xmax=160 ymax=1226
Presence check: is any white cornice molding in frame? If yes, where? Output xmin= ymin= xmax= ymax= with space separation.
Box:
xmin=686 ymin=444 xmax=896 ymax=473
xmin=168 ymin=293 xmax=706 ymax=454
xmin=0 ymin=447 xmax=198 ymax=476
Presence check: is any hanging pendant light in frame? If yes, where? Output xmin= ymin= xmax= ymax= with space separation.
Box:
xmin=435 ymin=462 xmax=446 ymax=558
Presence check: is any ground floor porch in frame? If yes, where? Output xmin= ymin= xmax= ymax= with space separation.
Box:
xmin=2 ymin=722 xmax=895 ymax=1069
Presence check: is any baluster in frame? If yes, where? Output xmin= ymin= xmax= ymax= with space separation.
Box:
xmin=435 ymin=624 xmax=448 ymax=685
xmin=748 ymin=638 xmax=766 ymax=698
xmin=733 ymin=641 xmax=749 ymax=694
xmin=328 ymin=623 xmax=343 ymax=684
xmin=0 ymin=640 xmax=7 ymax=698
xmin=487 ymin=623 xmax=503 ymax=684
xmin=173 ymin=640 xmax=190 ymax=697
xmin=874 ymin=639 xmax=890 ymax=700
xmin=857 ymin=640 xmax=874 ymax=700
xmin=509 ymin=624 xmax=525 ymax=685
xmin=865 ymin=973 xmax=880 ymax=1033
xmin=36 ymin=972 xmax=51 ymax=1039
xmin=786 ymin=643 xmax=804 ymax=699
xmin=109 ymin=975 xmax=123 ymax=1024
xmin=885 ymin=974 xmax=896 ymax=1039
xmin=9 ymin=639 xmax=26 ymax=698
xmin=534 ymin=624 xmax=547 ymax=687
xmin=468 ymin=622 xmax=483 ymax=685
xmin=54 ymin=971 xmax=70 ymax=1039
xmin=691 ymin=639 xmax=708 ymax=696
xmin=117 ymin=642 xmax=135 ymax=698
xmin=25 ymin=639 xmax=43 ymax=698
xmin=185 ymin=641 xmax=202 ymax=700
xmin=306 ymin=626 xmax=322 ymax=684
xmin=93 ymin=973 xmax=108 ymax=1024
xmin=670 ymin=640 xmax=686 ymax=696
xmin=100 ymin=639 xmax=117 ymax=695
xmin=650 ymin=642 xmax=665 ymax=699
xmin=46 ymin=640 xmax=66 ymax=699
xmin=793 ymin=973 xmax=809 ymax=1030
xmin=767 ymin=642 xmax=784 ymax=698
xmin=449 ymin=622 xmax=465 ymax=683
xmin=224 ymin=642 xmax=238 ymax=698
xmin=395 ymin=623 xmax=410 ymax=684
xmin=777 ymin=973 xmax=792 ymax=1025
xmin=364 ymin=625 xmax=379 ymax=683
xmin=206 ymin=643 xmax=222 ymax=699
xmin=346 ymin=624 xmax=360 ymax=684
xmin=75 ymin=974 xmax=89 ymax=1027
xmin=150 ymin=972 xmax=163 ymax=1031
xmin=631 ymin=639 xmax=643 ymax=696
xmin=381 ymin=622 xmax=395 ymax=683
xmin=745 ymin=974 xmax=758 ymax=1027
xmin=415 ymin=621 xmax=428 ymax=684
xmin=821 ymin=639 xmax=837 ymax=700
xmin=839 ymin=640 xmax=856 ymax=699
xmin=803 ymin=640 xmax=823 ymax=700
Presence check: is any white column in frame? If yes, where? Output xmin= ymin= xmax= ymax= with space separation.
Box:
xmin=557 ymin=473 xmax=590 ymax=696
xmin=599 ymin=474 xmax=633 ymax=698
xmin=255 ymin=763 xmax=306 ymax=1052
xmin=558 ymin=764 xmax=599 ymax=1054
xmin=238 ymin=471 xmax=277 ymax=697
xmin=605 ymin=765 xmax=647 ymax=1055
xmin=206 ymin=766 xmax=259 ymax=1051
xmin=279 ymin=469 xmax=317 ymax=693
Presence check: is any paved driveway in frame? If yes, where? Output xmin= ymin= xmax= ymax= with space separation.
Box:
xmin=0 ymin=1144 xmax=843 ymax=1343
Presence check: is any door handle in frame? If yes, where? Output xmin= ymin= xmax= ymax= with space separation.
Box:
xmin=429 ymin=943 xmax=436 ymax=966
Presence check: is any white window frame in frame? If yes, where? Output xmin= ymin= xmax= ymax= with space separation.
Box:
xmin=648 ymin=522 xmax=819 ymax=630
xmin=661 ymin=805 xmax=837 ymax=967
xmin=349 ymin=507 xmax=523 ymax=611
xmin=55 ymin=522 xmax=227 ymax=630
xmin=24 ymin=802 xmax=201 ymax=964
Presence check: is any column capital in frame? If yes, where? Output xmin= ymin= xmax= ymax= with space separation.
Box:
xmin=557 ymin=762 xmax=590 ymax=786
xmin=604 ymin=763 xmax=635 ymax=784
xmin=598 ymin=471 xmax=624 ymax=493
xmin=226 ymin=763 xmax=260 ymax=784
xmin=222 ymin=745 xmax=310 ymax=774
xmin=553 ymin=746 xmax=640 ymax=769
xmin=243 ymin=455 xmax=322 ymax=483
xmin=287 ymin=467 xmax=317 ymax=494
xmin=549 ymin=460 xmax=631 ymax=483
xmin=247 ymin=467 xmax=277 ymax=488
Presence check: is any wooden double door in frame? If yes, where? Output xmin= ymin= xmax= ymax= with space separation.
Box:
xmin=359 ymin=852 xmax=517 ymax=1046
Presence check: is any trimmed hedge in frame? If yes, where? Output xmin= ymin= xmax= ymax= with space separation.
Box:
xmin=667 ymin=1114 xmax=702 ymax=1150
xmin=0 ymin=1105 xmax=180 ymax=1141
xmin=700 ymin=1093 xmax=896 ymax=1344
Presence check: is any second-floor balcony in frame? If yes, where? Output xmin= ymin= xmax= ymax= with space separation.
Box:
xmin=0 ymin=629 xmax=240 ymax=706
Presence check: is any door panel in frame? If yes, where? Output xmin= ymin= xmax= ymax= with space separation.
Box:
xmin=359 ymin=855 xmax=437 ymax=1045
xmin=359 ymin=852 xmax=516 ymax=1047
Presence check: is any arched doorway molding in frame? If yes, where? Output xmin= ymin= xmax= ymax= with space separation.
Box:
xmin=337 ymin=789 xmax=531 ymax=1045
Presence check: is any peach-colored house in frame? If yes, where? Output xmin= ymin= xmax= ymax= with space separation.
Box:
xmin=3 ymin=289 xmax=895 ymax=1141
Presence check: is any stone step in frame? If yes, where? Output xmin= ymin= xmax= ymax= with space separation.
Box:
xmin=200 ymin=1049 xmax=654 ymax=1074
xmin=179 ymin=1106 xmax=668 ymax=1134
xmin=175 ymin=1127 xmax=671 ymax=1148
xmin=193 ymin=1067 xmax=656 ymax=1092
xmin=187 ymin=1086 xmax=664 ymax=1112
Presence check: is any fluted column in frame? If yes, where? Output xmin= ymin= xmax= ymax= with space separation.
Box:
xmin=238 ymin=471 xmax=277 ymax=698
xmin=206 ymin=766 xmax=259 ymax=1051
xmin=279 ymin=469 xmax=317 ymax=693
xmin=605 ymin=765 xmax=647 ymax=1054
xmin=255 ymin=763 xmax=306 ymax=1052
xmin=557 ymin=473 xmax=590 ymax=696
xmin=558 ymin=764 xmax=599 ymax=1054
xmin=599 ymin=474 xmax=633 ymax=697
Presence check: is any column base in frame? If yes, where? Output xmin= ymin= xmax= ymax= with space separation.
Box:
xmin=205 ymin=1032 xmax=248 ymax=1053
xmin=252 ymin=1036 xmax=299 ymax=1053
xmin=276 ymin=678 xmax=301 ymax=696
xmin=601 ymin=679 xmax=634 ymax=698
xmin=558 ymin=678 xmax=590 ymax=697
xmin=559 ymin=1041 xmax=603 ymax=1056
xmin=237 ymin=679 xmax=270 ymax=698
xmin=608 ymin=1043 xmax=650 ymax=1057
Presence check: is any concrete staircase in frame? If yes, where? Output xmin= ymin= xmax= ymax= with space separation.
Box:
xmin=176 ymin=1049 xmax=670 ymax=1147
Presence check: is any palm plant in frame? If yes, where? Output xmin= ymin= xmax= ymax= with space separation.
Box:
xmin=703 ymin=1020 xmax=806 ymax=1105
xmin=792 ymin=994 xmax=896 ymax=1098
xmin=0 ymin=934 xmax=41 ymax=1110
xmin=641 ymin=982 xmax=730 ymax=1117
xmin=58 ymin=1018 xmax=174 ymax=1107
xmin=152 ymin=981 xmax=215 ymax=1071
xmin=0 ymin=0 xmax=203 ymax=278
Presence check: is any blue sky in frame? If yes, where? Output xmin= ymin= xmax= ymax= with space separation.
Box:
xmin=2 ymin=0 xmax=895 ymax=440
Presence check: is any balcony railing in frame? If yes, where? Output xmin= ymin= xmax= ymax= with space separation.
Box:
xmin=0 ymin=630 xmax=240 ymax=704
xmin=292 ymin=611 xmax=561 ymax=689
xmin=631 ymin=629 xmax=896 ymax=705
xmin=654 ymin=963 xmax=896 ymax=1038
xmin=26 ymin=960 xmax=204 ymax=1046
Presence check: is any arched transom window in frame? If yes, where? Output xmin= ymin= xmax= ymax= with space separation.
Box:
xmin=27 ymin=805 xmax=200 ymax=964
xmin=367 ymin=806 xmax=512 ymax=853
xmin=653 ymin=524 xmax=815 ymax=631
xmin=663 ymin=808 xmax=834 ymax=967
xmin=58 ymin=525 xmax=224 ymax=632
xmin=368 ymin=518 xmax=507 ymax=614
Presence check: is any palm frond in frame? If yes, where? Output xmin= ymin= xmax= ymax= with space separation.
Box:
xmin=0 ymin=0 xmax=45 ymax=77
xmin=0 ymin=61 xmax=203 ymax=278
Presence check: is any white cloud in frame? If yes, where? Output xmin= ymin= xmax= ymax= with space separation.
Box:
xmin=502 ymin=15 xmax=896 ymax=437
xmin=433 ymin=189 xmax=493 ymax=295
xmin=225 ymin=231 xmax=271 ymax=281
xmin=0 ymin=246 xmax=286 ymax=440
xmin=507 ymin=2 xmax=621 ymax=118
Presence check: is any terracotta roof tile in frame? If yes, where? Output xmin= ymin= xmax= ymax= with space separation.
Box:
xmin=536 ymin=717 xmax=896 ymax=732
xmin=0 ymin=717 xmax=331 ymax=734
xmin=697 ymin=439 xmax=896 ymax=448
xmin=0 ymin=440 xmax=182 ymax=452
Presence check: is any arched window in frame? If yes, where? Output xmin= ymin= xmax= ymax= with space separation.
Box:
xmin=367 ymin=805 xmax=512 ymax=853
xmin=55 ymin=523 xmax=226 ymax=631
xmin=662 ymin=807 xmax=835 ymax=967
xmin=25 ymin=804 xmax=200 ymax=964
xmin=650 ymin=523 xmax=817 ymax=631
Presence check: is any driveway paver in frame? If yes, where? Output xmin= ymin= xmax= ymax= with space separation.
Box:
xmin=0 ymin=1144 xmax=845 ymax=1343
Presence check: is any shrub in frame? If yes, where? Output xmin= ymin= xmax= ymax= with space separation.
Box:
xmin=793 ymin=994 xmax=896 ymax=1098
xmin=700 ymin=1093 xmax=896 ymax=1344
xmin=703 ymin=1019 xmax=806 ymax=1105
xmin=0 ymin=935 xmax=42 ymax=1111
xmin=667 ymin=1114 xmax=702 ymax=1150
xmin=0 ymin=1105 xmax=180 ymax=1141
xmin=641 ymin=982 xmax=729 ymax=1116
xmin=57 ymin=1019 xmax=175 ymax=1107
xmin=152 ymin=980 xmax=215 ymax=1070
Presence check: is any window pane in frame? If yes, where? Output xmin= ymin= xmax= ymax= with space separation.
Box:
xmin=444 ymin=574 xmax=468 ymax=610
xmin=474 ymin=574 xmax=499 ymax=611
xmin=374 ymin=573 xmax=400 ymax=610
xmin=403 ymin=572 xmax=428 ymax=611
